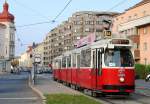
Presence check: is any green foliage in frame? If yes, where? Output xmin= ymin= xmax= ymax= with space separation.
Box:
xmin=135 ymin=64 xmax=150 ymax=79
xmin=145 ymin=65 xmax=150 ymax=74
xmin=45 ymin=94 xmax=101 ymax=104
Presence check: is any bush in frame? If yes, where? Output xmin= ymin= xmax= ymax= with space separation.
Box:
xmin=135 ymin=64 xmax=146 ymax=79
xmin=145 ymin=65 xmax=150 ymax=75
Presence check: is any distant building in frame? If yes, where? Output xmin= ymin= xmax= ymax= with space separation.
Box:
xmin=112 ymin=0 xmax=150 ymax=64
xmin=0 ymin=1 xmax=15 ymax=72
xmin=43 ymin=11 xmax=118 ymax=66
xmin=32 ymin=42 xmax=44 ymax=68
xmin=19 ymin=46 xmax=33 ymax=69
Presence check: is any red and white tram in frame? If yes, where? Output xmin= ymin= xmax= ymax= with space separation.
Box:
xmin=52 ymin=38 xmax=135 ymax=95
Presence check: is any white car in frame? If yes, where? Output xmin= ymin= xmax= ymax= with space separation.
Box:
xmin=145 ymin=74 xmax=150 ymax=82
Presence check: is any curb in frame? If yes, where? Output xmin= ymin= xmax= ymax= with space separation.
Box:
xmin=28 ymin=75 xmax=46 ymax=104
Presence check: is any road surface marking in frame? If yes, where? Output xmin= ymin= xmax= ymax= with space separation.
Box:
xmin=0 ymin=97 xmax=38 ymax=100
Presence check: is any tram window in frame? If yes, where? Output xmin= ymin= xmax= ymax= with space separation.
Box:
xmin=81 ymin=49 xmax=91 ymax=67
xmin=77 ymin=54 xmax=80 ymax=68
xmin=104 ymin=48 xmax=134 ymax=67
xmin=67 ymin=55 xmax=71 ymax=68
xmin=72 ymin=54 xmax=76 ymax=67
xmin=58 ymin=60 xmax=61 ymax=68
xmin=92 ymin=51 xmax=96 ymax=68
xmin=53 ymin=60 xmax=60 ymax=69
xmin=62 ymin=57 xmax=66 ymax=68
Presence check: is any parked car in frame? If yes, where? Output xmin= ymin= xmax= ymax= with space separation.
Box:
xmin=145 ymin=74 xmax=150 ymax=82
xmin=43 ymin=67 xmax=52 ymax=74
xmin=36 ymin=70 xmax=43 ymax=74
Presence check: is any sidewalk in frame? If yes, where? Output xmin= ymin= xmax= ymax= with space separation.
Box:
xmin=0 ymin=71 xmax=7 ymax=75
xmin=33 ymin=74 xmax=81 ymax=95
xmin=135 ymin=79 xmax=150 ymax=96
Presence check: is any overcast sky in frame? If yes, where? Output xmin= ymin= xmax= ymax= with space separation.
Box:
xmin=0 ymin=0 xmax=142 ymax=55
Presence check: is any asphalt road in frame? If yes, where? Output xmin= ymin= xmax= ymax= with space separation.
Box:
xmin=0 ymin=72 xmax=42 ymax=104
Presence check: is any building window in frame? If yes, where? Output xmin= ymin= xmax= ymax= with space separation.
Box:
xmin=133 ymin=43 xmax=139 ymax=49
xmin=85 ymin=28 xmax=89 ymax=32
xmin=143 ymin=27 xmax=147 ymax=34
xmin=144 ymin=42 xmax=147 ymax=51
xmin=96 ymin=21 xmax=102 ymax=25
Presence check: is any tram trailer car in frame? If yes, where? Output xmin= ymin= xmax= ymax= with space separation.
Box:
xmin=53 ymin=38 xmax=135 ymax=95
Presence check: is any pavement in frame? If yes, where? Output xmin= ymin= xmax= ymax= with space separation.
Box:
xmin=33 ymin=74 xmax=81 ymax=95
xmin=0 ymin=72 xmax=42 ymax=104
xmin=135 ymin=79 xmax=150 ymax=96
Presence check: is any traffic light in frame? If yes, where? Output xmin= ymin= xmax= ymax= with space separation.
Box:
xmin=30 ymin=54 xmax=32 ymax=58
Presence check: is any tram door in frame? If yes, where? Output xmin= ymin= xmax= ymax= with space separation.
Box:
xmin=92 ymin=48 xmax=103 ymax=88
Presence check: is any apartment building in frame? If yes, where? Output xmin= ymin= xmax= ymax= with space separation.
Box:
xmin=0 ymin=1 xmax=15 ymax=72
xmin=43 ymin=11 xmax=117 ymax=66
xmin=112 ymin=0 xmax=150 ymax=64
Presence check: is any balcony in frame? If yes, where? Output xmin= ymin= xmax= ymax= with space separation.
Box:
xmin=9 ymin=54 xmax=14 ymax=59
xmin=134 ymin=49 xmax=140 ymax=60
xmin=9 ymin=41 xmax=15 ymax=46
xmin=118 ymin=15 xmax=150 ymax=31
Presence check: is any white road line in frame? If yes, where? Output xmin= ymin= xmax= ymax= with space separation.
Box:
xmin=0 ymin=97 xmax=38 ymax=100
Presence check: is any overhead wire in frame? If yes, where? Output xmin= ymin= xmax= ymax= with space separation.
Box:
xmin=52 ymin=0 xmax=73 ymax=22
xmin=17 ymin=0 xmax=73 ymax=28
xmin=15 ymin=0 xmax=128 ymax=45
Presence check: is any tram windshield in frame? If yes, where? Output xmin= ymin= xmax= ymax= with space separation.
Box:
xmin=104 ymin=48 xmax=134 ymax=67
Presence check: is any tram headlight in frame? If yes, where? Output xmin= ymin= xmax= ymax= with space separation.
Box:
xmin=119 ymin=77 xmax=125 ymax=82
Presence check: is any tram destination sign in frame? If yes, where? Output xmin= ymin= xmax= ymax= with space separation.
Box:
xmin=111 ymin=39 xmax=129 ymax=44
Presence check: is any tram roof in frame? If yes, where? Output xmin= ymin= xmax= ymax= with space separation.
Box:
xmin=53 ymin=38 xmax=132 ymax=60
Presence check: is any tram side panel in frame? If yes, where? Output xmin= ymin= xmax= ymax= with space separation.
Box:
xmin=71 ymin=68 xmax=78 ymax=85
xmin=60 ymin=69 xmax=67 ymax=82
xmin=53 ymin=69 xmax=56 ymax=79
xmin=53 ymin=69 xmax=59 ymax=80
xmin=78 ymin=68 xmax=93 ymax=89
xmin=66 ymin=68 xmax=72 ymax=84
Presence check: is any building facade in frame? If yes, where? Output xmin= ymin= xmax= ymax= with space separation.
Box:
xmin=19 ymin=46 xmax=33 ymax=69
xmin=112 ymin=0 xmax=150 ymax=64
xmin=32 ymin=42 xmax=44 ymax=68
xmin=43 ymin=11 xmax=117 ymax=66
xmin=0 ymin=1 xmax=15 ymax=72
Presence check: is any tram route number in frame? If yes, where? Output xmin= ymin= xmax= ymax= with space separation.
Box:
xmin=118 ymin=68 xmax=125 ymax=77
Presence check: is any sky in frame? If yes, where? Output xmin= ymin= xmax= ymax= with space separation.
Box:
xmin=0 ymin=0 xmax=142 ymax=55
